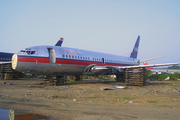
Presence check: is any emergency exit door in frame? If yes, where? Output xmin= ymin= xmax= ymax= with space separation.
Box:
xmin=47 ymin=48 xmax=56 ymax=63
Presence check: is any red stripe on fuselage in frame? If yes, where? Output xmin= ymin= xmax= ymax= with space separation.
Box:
xmin=18 ymin=56 xmax=132 ymax=67
xmin=18 ymin=56 xmax=49 ymax=63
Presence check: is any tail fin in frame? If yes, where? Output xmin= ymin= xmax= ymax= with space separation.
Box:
xmin=130 ymin=36 xmax=140 ymax=59
xmin=55 ymin=38 xmax=64 ymax=46
xmin=143 ymin=62 xmax=153 ymax=70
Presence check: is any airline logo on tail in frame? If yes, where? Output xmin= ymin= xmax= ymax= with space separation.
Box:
xmin=130 ymin=36 xmax=140 ymax=59
xmin=55 ymin=38 xmax=64 ymax=46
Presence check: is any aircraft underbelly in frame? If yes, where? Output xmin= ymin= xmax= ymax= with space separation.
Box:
xmin=16 ymin=62 xmax=86 ymax=75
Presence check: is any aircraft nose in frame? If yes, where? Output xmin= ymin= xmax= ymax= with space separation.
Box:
xmin=12 ymin=54 xmax=18 ymax=70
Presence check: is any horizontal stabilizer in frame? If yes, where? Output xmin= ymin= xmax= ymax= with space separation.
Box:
xmin=140 ymin=56 xmax=166 ymax=63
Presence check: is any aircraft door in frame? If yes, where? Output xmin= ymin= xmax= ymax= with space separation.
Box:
xmin=102 ymin=58 xmax=105 ymax=65
xmin=47 ymin=48 xmax=56 ymax=63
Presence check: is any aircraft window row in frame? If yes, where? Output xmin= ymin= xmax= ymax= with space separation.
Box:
xmin=92 ymin=58 xmax=115 ymax=63
xmin=106 ymin=59 xmax=113 ymax=62
xmin=0 ymin=57 xmax=11 ymax=61
xmin=92 ymin=58 xmax=115 ymax=62
xmin=92 ymin=58 xmax=103 ymax=61
xmin=61 ymin=55 xmax=129 ymax=64
xmin=92 ymin=58 xmax=120 ymax=63
xmin=20 ymin=50 xmax=36 ymax=55
xmin=63 ymin=55 xmax=90 ymax=60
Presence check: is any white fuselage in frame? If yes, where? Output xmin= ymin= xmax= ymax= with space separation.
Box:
xmin=12 ymin=45 xmax=138 ymax=75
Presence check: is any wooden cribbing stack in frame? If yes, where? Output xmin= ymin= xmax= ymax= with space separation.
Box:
xmin=0 ymin=63 xmax=20 ymax=80
xmin=44 ymin=75 xmax=67 ymax=86
xmin=44 ymin=75 xmax=82 ymax=86
xmin=125 ymin=68 xmax=146 ymax=86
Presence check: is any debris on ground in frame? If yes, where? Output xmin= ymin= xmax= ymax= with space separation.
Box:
xmin=112 ymin=85 xmax=129 ymax=89
xmin=100 ymin=87 xmax=115 ymax=91
xmin=129 ymin=101 xmax=134 ymax=104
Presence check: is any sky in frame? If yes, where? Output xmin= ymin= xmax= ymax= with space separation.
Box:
xmin=0 ymin=0 xmax=180 ymax=64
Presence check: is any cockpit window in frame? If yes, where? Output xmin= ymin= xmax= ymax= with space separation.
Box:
xmin=30 ymin=51 xmax=36 ymax=54
xmin=21 ymin=50 xmax=26 ymax=52
xmin=20 ymin=49 xmax=36 ymax=55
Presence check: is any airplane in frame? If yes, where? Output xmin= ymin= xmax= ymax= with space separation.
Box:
xmin=143 ymin=62 xmax=180 ymax=74
xmin=0 ymin=52 xmax=15 ymax=79
xmin=11 ymin=37 xmax=140 ymax=75
xmin=10 ymin=36 xmax=180 ymax=85
xmin=0 ymin=52 xmax=14 ymax=64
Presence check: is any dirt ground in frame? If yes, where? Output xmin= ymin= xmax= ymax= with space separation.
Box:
xmin=0 ymin=78 xmax=180 ymax=120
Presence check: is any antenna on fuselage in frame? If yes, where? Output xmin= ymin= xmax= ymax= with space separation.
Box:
xmin=55 ymin=38 xmax=64 ymax=46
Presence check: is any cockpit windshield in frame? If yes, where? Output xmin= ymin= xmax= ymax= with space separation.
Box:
xmin=20 ymin=49 xmax=36 ymax=55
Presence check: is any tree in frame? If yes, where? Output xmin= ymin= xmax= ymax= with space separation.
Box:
xmin=168 ymin=65 xmax=180 ymax=69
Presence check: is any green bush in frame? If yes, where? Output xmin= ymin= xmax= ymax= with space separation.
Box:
xmin=147 ymin=72 xmax=180 ymax=81
xmin=82 ymin=75 xmax=89 ymax=79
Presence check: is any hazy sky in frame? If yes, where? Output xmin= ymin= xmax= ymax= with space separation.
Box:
xmin=0 ymin=0 xmax=180 ymax=64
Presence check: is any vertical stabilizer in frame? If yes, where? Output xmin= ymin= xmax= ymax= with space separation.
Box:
xmin=55 ymin=38 xmax=64 ymax=46
xmin=130 ymin=36 xmax=140 ymax=59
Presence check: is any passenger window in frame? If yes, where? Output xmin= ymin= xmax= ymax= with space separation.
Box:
xmin=31 ymin=51 xmax=36 ymax=54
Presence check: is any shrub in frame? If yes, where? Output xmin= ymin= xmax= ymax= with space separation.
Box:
xmin=147 ymin=72 xmax=180 ymax=81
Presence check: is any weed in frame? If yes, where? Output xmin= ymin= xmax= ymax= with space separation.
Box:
xmin=60 ymin=95 xmax=67 ymax=98
xmin=121 ymin=95 xmax=134 ymax=100
xmin=115 ymin=93 xmax=118 ymax=96
xmin=106 ymin=91 xmax=112 ymax=95
xmin=90 ymin=94 xmax=98 ymax=99
xmin=109 ymin=102 xmax=115 ymax=104
xmin=123 ymin=101 xmax=128 ymax=104
xmin=114 ymin=96 xmax=118 ymax=100
xmin=146 ymin=100 xmax=158 ymax=103
xmin=169 ymin=85 xmax=180 ymax=88
xmin=52 ymin=95 xmax=58 ymax=98
xmin=152 ymin=104 xmax=162 ymax=107
xmin=143 ymin=93 xmax=154 ymax=96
